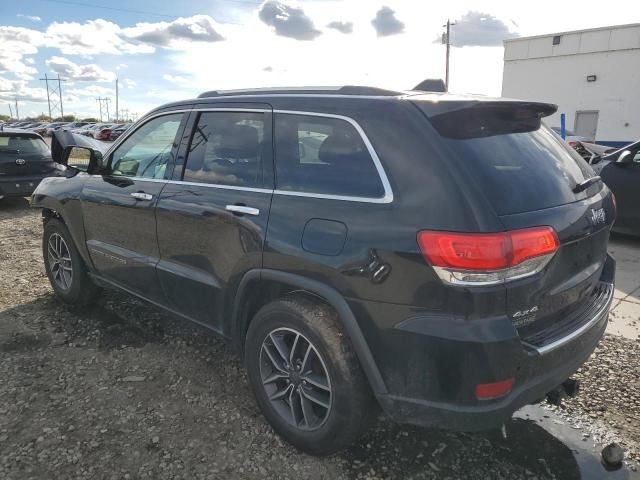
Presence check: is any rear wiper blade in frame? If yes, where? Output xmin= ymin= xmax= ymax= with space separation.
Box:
xmin=573 ymin=175 xmax=601 ymax=193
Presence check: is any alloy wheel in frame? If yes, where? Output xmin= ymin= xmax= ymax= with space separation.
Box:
xmin=259 ymin=327 xmax=332 ymax=431
xmin=47 ymin=233 xmax=73 ymax=290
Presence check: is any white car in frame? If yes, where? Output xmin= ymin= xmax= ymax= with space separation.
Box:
xmin=550 ymin=127 xmax=592 ymax=148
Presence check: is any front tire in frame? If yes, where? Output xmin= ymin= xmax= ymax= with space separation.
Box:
xmin=43 ymin=218 xmax=101 ymax=305
xmin=245 ymin=295 xmax=375 ymax=455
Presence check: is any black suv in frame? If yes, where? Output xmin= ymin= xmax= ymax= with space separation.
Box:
xmin=32 ymin=87 xmax=616 ymax=455
xmin=0 ymin=128 xmax=59 ymax=200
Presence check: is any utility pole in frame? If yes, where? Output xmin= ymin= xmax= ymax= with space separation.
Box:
xmin=115 ymin=78 xmax=119 ymax=122
xmin=39 ymin=74 xmax=65 ymax=120
xmin=14 ymin=96 xmax=19 ymax=120
xmin=96 ymin=97 xmax=111 ymax=121
xmin=442 ymin=19 xmax=456 ymax=91
xmin=8 ymin=103 xmax=13 ymax=119
xmin=44 ymin=74 xmax=52 ymax=120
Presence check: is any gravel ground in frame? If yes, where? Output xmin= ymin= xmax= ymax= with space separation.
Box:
xmin=0 ymin=197 xmax=638 ymax=479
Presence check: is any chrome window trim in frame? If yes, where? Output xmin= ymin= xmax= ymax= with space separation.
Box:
xmin=273 ymin=109 xmax=394 ymax=204
xmin=99 ymin=107 xmax=394 ymax=204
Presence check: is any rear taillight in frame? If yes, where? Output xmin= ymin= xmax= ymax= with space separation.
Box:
xmin=417 ymin=227 xmax=559 ymax=285
xmin=475 ymin=378 xmax=515 ymax=400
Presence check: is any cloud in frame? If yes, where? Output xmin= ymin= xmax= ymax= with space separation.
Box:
xmin=123 ymin=15 xmax=224 ymax=48
xmin=0 ymin=27 xmax=42 ymax=80
xmin=447 ymin=11 xmax=518 ymax=47
xmin=0 ymin=79 xmax=48 ymax=103
xmin=45 ymin=19 xmax=154 ymax=55
xmin=46 ymin=56 xmax=116 ymax=82
xmin=17 ymin=14 xmax=41 ymax=22
xmin=263 ymin=66 xmax=273 ymax=72
xmin=66 ymin=84 xmax=114 ymax=98
xmin=258 ymin=1 xmax=321 ymax=40
xmin=122 ymin=78 xmax=136 ymax=88
xmin=163 ymin=74 xmax=196 ymax=88
xmin=327 ymin=21 xmax=353 ymax=34
xmin=371 ymin=6 xmax=404 ymax=37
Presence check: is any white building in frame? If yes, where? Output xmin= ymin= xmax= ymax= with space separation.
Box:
xmin=502 ymin=23 xmax=640 ymax=147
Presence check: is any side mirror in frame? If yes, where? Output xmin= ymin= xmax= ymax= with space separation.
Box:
xmin=617 ymin=150 xmax=633 ymax=164
xmin=63 ymin=146 xmax=105 ymax=173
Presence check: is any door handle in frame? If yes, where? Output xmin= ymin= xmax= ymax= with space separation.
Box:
xmin=225 ymin=205 xmax=260 ymax=216
xmin=130 ymin=192 xmax=153 ymax=201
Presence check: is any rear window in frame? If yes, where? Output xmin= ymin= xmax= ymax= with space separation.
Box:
xmin=417 ymin=103 xmax=596 ymax=215
xmin=0 ymin=135 xmax=49 ymax=155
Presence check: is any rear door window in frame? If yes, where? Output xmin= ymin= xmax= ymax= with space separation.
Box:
xmin=416 ymin=102 xmax=596 ymax=215
xmin=274 ymin=113 xmax=385 ymax=198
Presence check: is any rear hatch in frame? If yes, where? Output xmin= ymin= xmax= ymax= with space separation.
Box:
xmin=414 ymin=98 xmax=615 ymax=345
xmin=0 ymin=132 xmax=55 ymax=176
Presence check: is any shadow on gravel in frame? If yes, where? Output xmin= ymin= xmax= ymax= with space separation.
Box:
xmin=0 ymin=197 xmax=33 ymax=220
xmin=342 ymin=417 xmax=585 ymax=480
xmin=0 ymin=293 xmax=632 ymax=479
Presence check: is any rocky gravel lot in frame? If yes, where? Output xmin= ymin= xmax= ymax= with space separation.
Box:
xmin=0 ymin=197 xmax=638 ymax=479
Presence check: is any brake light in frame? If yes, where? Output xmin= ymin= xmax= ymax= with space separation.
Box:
xmin=475 ymin=378 xmax=515 ymax=400
xmin=417 ymin=227 xmax=559 ymax=285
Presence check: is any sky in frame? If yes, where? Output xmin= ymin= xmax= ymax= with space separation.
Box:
xmin=1 ymin=0 xmax=639 ymax=120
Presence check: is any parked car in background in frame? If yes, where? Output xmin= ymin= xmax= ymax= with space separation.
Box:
xmin=109 ymin=123 xmax=132 ymax=141
xmin=92 ymin=124 xmax=119 ymax=140
xmin=19 ymin=123 xmax=44 ymax=131
xmin=60 ymin=122 xmax=89 ymax=132
xmin=551 ymin=127 xmax=593 ymax=148
xmin=0 ymin=129 xmax=61 ymax=200
xmin=34 ymin=123 xmax=56 ymax=136
xmin=37 ymin=122 xmax=66 ymax=136
xmin=81 ymin=123 xmax=106 ymax=136
xmin=71 ymin=124 xmax=96 ymax=135
xmin=592 ymin=140 xmax=640 ymax=236
xmin=32 ymin=87 xmax=615 ymax=455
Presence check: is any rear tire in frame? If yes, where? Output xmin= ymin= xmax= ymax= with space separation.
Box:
xmin=245 ymin=295 xmax=375 ymax=455
xmin=43 ymin=218 xmax=101 ymax=305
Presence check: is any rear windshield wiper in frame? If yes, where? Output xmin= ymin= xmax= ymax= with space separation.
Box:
xmin=573 ymin=175 xmax=601 ymax=193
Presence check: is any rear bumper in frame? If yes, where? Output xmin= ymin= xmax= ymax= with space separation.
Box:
xmin=351 ymin=255 xmax=615 ymax=431
xmin=0 ymin=174 xmax=50 ymax=197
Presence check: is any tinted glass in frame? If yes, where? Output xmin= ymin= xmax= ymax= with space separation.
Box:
xmin=0 ymin=135 xmax=49 ymax=155
xmin=418 ymin=103 xmax=596 ymax=215
xmin=110 ymin=114 xmax=183 ymax=179
xmin=183 ymin=111 xmax=264 ymax=187
xmin=274 ymin=114 xmax=384 ymax=198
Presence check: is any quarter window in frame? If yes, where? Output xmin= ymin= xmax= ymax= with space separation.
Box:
xmin=274 ymin=113 xmax=384 ymax=198
xmin=110 ymin=114 xmax=183 ymax=179
xmin=183 ymin=112 xmax=265 ymax=187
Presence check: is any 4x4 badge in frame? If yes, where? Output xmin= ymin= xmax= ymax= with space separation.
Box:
xmin=590 ymin=207 xmax=606 ymax=225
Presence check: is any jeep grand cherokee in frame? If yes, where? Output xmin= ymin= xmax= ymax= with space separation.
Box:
xmin=31 ymin=86 xmax=616 ymax=455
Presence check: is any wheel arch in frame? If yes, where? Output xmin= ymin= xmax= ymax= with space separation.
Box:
xmin=232 ymin=269 xmax=388 ymax=396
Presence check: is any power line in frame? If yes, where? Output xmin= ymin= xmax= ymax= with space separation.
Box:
xmin=35 ymin=0 xmax=253 ymax=23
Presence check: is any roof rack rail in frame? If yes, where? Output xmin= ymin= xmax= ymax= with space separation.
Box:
xmin=197 ymin=85 xmax=402 ymax=98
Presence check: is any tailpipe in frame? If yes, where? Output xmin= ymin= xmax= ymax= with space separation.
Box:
xmin=546 ymin=378 xmax=580 ymax=405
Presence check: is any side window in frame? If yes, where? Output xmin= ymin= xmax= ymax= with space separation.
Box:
xmin=274 ymin=113 xmax=385 ymax=198
xmin=183 ymin=111 xmax=265 ymax=187
xmin=110 ymin=113 xmax=183 ymax=179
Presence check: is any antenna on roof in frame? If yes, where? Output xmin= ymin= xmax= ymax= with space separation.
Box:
xmin=412 ymin=79 xmax=446 ymax=92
